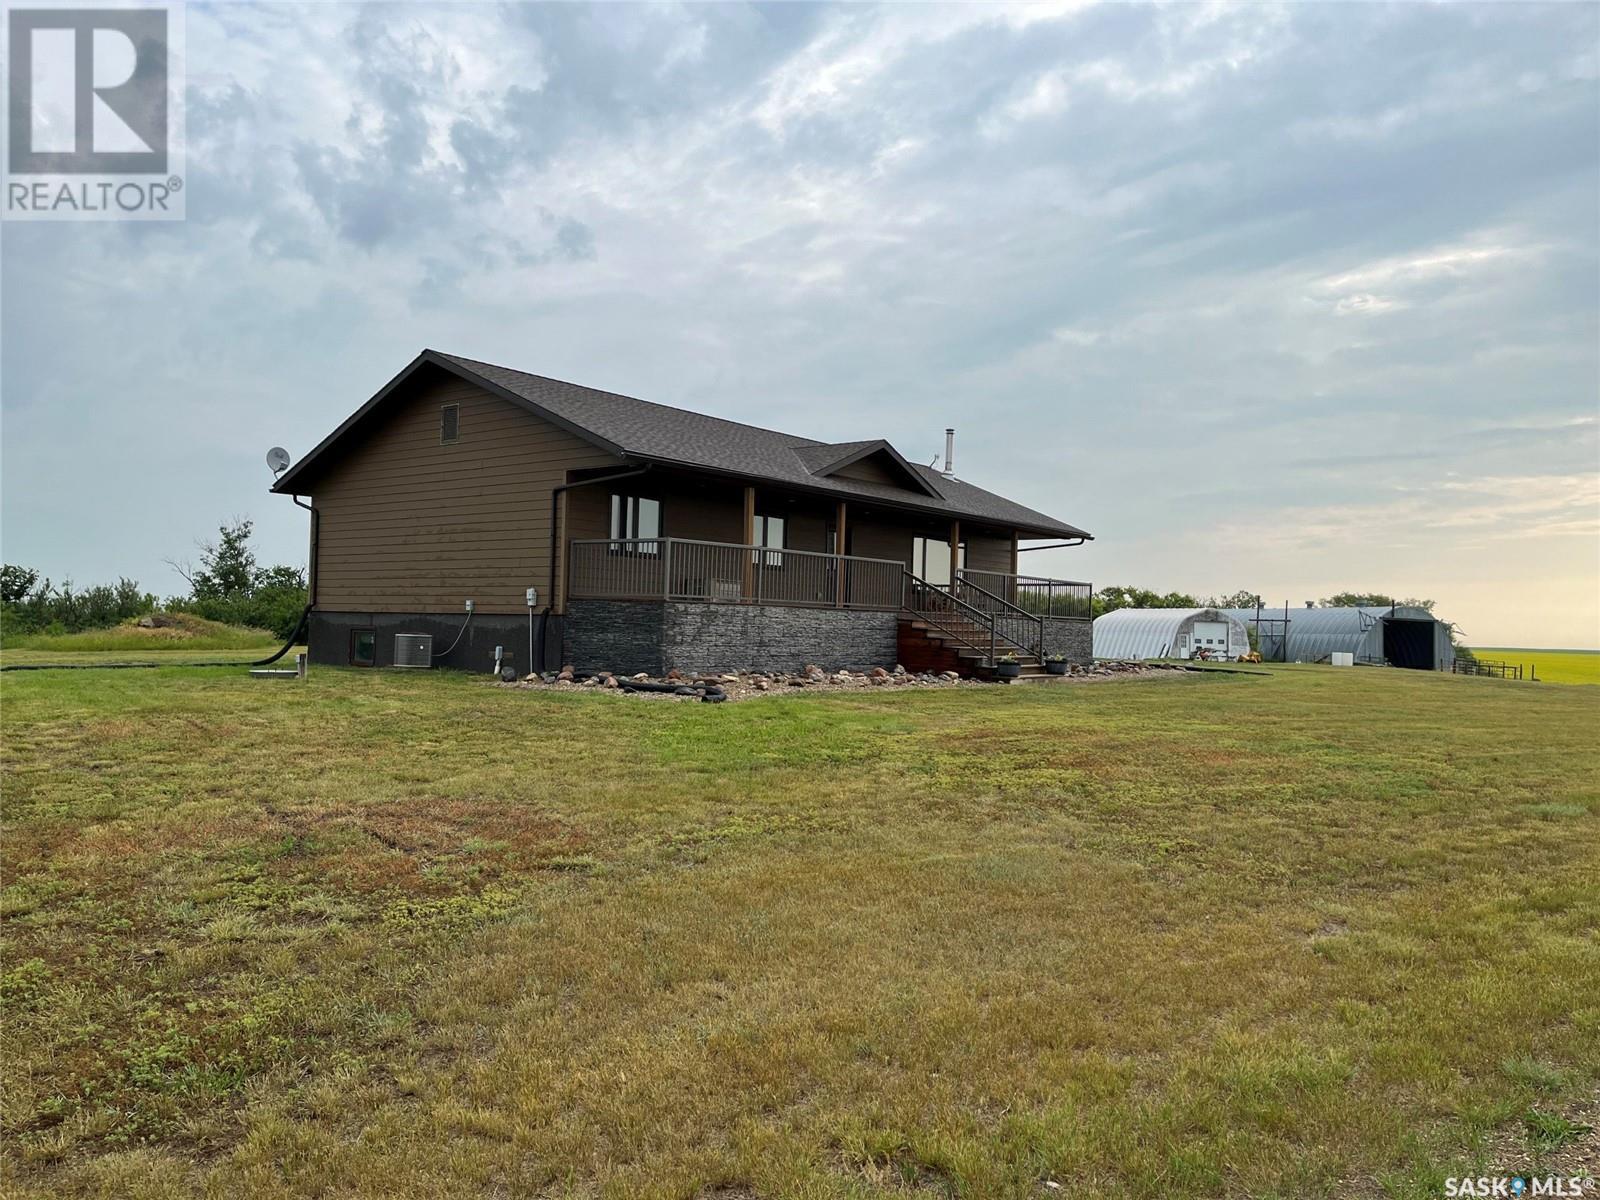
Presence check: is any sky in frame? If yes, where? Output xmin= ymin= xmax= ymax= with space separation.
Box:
xmin=2 ymin=0 xmax=1597 ymax=648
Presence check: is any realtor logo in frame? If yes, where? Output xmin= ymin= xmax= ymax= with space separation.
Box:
xmin=3 ymin=1 xmax=185 ymax=219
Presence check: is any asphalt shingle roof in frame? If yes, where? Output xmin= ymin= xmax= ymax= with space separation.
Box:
xmin=435 ymin=353 xmax=1091 ymax=539
xmin=274 ymin=350 xmax=1090 ymax=540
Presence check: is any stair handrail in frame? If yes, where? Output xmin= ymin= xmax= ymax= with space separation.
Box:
xmin=902 ymin=571 xmax=999 ymax=665
xmin=950 ymin=573 xmax=1045 ymax=658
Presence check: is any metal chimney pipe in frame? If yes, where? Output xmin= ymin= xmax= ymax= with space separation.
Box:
xmin=942 ymin=428 xmax=955 ymax=477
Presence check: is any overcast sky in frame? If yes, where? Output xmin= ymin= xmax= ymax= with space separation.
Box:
xmin=3 ymin=1 xmax=1597 ymax=647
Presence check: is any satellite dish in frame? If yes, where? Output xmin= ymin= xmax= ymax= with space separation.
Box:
xmin=266 ymin=446 xmax=291 ymax=477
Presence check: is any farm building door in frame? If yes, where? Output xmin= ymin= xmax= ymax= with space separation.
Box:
xmin=1191 ymin=620 xmax=1230 ymax=656
xmin=1382 ymin=619 xmax=1434 ymax=670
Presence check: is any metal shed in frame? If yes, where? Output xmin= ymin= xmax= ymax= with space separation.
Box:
xmin=1092 ymin=607 xmax=1251 ymax=661
xmin=1219 ymin=604 xmax=1453 ymax=670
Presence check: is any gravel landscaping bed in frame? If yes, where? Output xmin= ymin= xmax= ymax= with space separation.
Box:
xmin=498 ymin=660 xmax=1181 ymax=702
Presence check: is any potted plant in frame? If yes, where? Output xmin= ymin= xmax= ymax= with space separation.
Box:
xmin=993 ymin=652 xmax=1022 ymax=680
xmin=1044 ymin=653 xmax=1068 ymax=675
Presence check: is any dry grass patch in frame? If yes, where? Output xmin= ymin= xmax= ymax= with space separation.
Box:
xmin=1 ymin=663 xmax=1596 ymax=1198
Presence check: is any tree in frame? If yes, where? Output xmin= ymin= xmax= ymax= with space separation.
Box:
xmin=253 ymin=564 xmax=307 ymax=592
xmin=1 ymin=565 xmax=40 ymax=605
xmin=1319 ymin=592 xmax=1434 ymax=612
xmin=1092 ymin=585 xmax=1200 ymax=619
xmin=165 ymin=519 xmax=308 ymax=640
xmin=1204 ymin=589 xmax=1263 ymax=610
xmin=0 ymin=568 xmax=156 ymax=640
xmin=169 ymin=519 xmax=258 ymax=599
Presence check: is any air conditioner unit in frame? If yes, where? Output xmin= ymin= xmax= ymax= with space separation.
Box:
xmin=394 ymin=633 xmax=433 ymax=668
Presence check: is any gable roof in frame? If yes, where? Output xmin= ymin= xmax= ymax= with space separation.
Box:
xmin=272 ymin=349 xmax=1092 ymax=540
xmin=791 ymin=439 xmax=944 ymax=498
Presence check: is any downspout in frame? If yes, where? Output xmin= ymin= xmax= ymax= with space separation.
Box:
xmin=291 ymin=495 xmax=318 ymax=607
xmin=539 ymin=463 xmax=653 ymax=670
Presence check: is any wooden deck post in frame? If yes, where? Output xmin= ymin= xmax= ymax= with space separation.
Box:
xmin=835 ymin=501 xmax=847 ymax=607
xmin=554 ymin=491 xmax=568 ymax=614
xmin=949 ymin=520 xmax=961 ymax=587
xmin=742 ymin=485 xmax=756 ymax=600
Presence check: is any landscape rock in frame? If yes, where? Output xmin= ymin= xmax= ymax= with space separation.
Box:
xmin=494 ymin=659 xmax=1168 ymax=703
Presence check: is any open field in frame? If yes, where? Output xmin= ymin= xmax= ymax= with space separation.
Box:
xmin=1472 ymin=648 xmax=1600 ymax=686
xmin=1 ymin=614 xmax=281 ymax=658
xmin=2 ymin=664 xmax=1596 ymax=1199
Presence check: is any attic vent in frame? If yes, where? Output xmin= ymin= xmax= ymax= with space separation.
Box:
xmin=394 ymin=633 xmax=433 ymax=668
xmin=440 ymin=403 xmax=459 ymax=444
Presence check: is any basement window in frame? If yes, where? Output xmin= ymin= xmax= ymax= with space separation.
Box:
xmin=350 ymin=629 xmax=376 ymax=667
xmin=440 ymin=403 xmax=459 ymax=444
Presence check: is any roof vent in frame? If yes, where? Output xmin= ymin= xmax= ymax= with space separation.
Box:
xmin=942 ymin=428 xmax=956 ymax=479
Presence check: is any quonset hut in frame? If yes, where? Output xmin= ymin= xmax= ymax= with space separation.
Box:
xmin=1220 ymin=604 xmax=1452 ymax=670
xmin=1092 ymin=608 xmax=1251 ymax=661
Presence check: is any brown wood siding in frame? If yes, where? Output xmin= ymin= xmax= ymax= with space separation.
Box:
xmin=673 ymin=485 xmax=747 ymax=543
xmin=784 ymin=509 xmax=829 ymax=552
xmin=311 ymin=375 xmax=620 ymax=614
xmin=964 ymin=532 xmax=1013 ymax=574
xmin=848 ymin=517 xmax=915 ymax=569
xmin=831 ymin=455 xmax=899 ymax=486
xmin=566 ymin=477 xmax=748 ymax=547
xmin=565 ymin=487 xmax=612 ymax=544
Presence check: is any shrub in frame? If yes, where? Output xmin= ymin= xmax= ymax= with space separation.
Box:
xmin=0 ymin=571 xmax=158 ymax=642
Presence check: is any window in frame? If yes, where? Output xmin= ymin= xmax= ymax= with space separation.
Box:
xmin=351 ymin=629 xmax=376 ymax=667
xmin=609 ymin=494 xmax=661 ymax=553
xmin=754 ymin=513 xmax=785 ymax=566
xmin=912 ymin=535 xmax=964 ymax=587
xmin=440 ymin=403 xmax=459 ymax=444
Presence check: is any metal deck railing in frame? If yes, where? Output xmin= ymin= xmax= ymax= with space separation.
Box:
xmin=568 ymin=538 xmax=904 ymax=610
xmin=957 ymin=569 xmax=1093 ymax=620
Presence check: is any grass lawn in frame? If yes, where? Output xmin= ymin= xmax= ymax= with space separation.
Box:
xmin=1471 ymin=648 xmax=1600 ymax=687
xmin=2 ymin=664 xmax=1596 ymax=1198
xmin=0 ymin=646 xmax=304 ymax=668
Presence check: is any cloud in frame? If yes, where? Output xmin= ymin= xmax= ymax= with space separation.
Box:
xmin=1 ymin=0 xmax=1597 ymax=647
xmin=1215 ymin=473 xmax=1600 ymax=554
xmin=1310 ymin=238 xmax=1540 ymax=316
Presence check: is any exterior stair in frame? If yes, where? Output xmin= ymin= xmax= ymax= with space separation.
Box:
xmin=896 ymin=616 xmax=1052 ymax=682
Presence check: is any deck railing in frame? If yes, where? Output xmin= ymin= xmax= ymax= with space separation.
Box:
xmin=568 ymin=538 xmax=904 ymax=610
xmin=903 ymin=573 xmax=1005 ymax=664
xmin=948 ymin=573 xmax=1045 ymax=658
xmin=958 ymin=569 xmax=1092 ymax=619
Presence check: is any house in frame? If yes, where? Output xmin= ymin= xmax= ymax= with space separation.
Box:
xmin=270 ymin=350 xmax=1094 ymax=679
